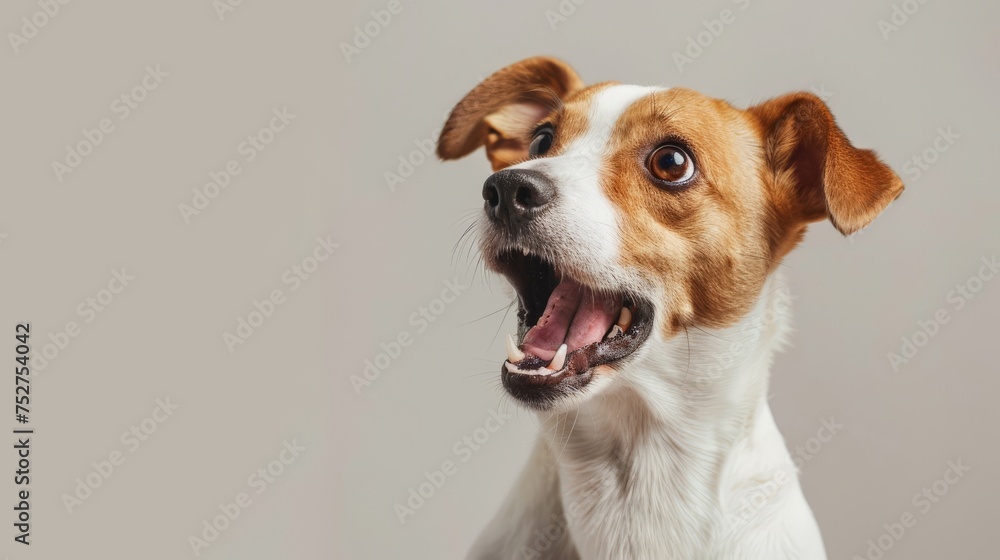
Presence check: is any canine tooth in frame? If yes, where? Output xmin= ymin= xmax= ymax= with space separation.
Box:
xmin=607 ymin=325 xmax=623 ymax=339
xmin=506 ymin=334 xmax=525 ymax=363
xmin=549 ymin=344 xmax=568 ymax=371
xmin=522 ymin=248 xmax=530 ymax=256
xmin=617 ymin=307 xmax=632 ymax=331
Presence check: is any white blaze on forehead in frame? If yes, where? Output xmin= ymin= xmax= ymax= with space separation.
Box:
xmin=565 ymin=84 xmax=666 ymax=159
xmin=506 ymin=85 xmax=666 ymax=289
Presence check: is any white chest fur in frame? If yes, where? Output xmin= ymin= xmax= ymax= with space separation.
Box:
xmin=469 ymin=274 xmax=827 ymax=560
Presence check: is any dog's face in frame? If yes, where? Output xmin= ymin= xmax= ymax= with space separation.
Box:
xmin=438 ymin=57 xmax=902 ymax=411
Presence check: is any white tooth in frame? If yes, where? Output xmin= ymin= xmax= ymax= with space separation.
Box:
xmin=616 ymin=307 xmax=632 ymax=331
xmin=505 ymin=362 xmax=555 ymax=376
xmin=549 ymin=344 xmax=568 ymax=371
xmin=606 ymin=325 xmax=623 ymax=339
xmin=522 ymin=248 xmax=530 ymax=256
xmin=506 ymin=334 xmax=525 ymax=363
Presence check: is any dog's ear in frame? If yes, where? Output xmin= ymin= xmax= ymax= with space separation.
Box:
xmin=437 ymin=56 xmax=584 ymax=171
xmin=749 ymin=93 xmax=903 ymax=235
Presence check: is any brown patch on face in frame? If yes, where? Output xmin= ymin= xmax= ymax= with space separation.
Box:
xmin=599 ymin=88 xmax=773 ymax=336
xmin=597 ymin=88 xmax=902 ymax=339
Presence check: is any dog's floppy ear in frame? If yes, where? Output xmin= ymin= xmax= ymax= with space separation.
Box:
xmin=749 ymin=93 xmax=903 ymax=235
xmin=437 ymin=56 xmax=584 ymax=171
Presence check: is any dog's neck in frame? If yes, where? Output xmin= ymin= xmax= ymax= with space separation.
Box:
xmin=536 ymin=273 xmax=797 ymax=557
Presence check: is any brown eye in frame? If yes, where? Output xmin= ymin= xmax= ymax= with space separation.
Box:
xmin=528 ymin=126 xmax=554 ymax=158
xmin=647 ymin=145 xmax=695 ymax=185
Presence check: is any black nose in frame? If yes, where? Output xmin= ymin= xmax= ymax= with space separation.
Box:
xmin=482 ymin=169 xmax=555 ymax=228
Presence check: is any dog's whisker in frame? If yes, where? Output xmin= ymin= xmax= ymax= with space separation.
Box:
xmin=458 ymin=302 xmax=514 ymax=327
xmin=465 ymin=369 xmax=500 ymax=379
xmin=451 ymin=222 xmax=478 ymax=267
xmin=555 ymin=407 xmax=581 ymax=465
xmin=485 ymin=301 xmax=516 ymax=352
xmin=450 ymin=209 xmax=482 ymax=228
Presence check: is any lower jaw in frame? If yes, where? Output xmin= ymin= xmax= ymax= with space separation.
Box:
xmin=499 ymin=305 xmax=654 ymax=410
xmin=500 ymin=364 xmax=595 ymax=411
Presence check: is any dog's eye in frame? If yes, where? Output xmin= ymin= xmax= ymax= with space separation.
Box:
xmin=528 ymin=127 xmax=554 ymax=158
xmin=647 ymin=145 xmax=695 ymax=185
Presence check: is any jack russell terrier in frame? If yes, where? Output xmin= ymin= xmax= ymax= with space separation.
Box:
xmin=436 ymin=56 xmax=902 ymax=560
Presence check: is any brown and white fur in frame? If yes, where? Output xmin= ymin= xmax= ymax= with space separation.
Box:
xmin=437 ymin=57 xmax=903 ymax=560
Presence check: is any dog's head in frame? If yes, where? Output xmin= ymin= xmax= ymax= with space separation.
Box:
xmin=438 ymin=57 xmax=902 ymax=411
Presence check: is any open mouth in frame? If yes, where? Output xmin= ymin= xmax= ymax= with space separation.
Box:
xmin=493 ymin=249 xmax=653 ymax=409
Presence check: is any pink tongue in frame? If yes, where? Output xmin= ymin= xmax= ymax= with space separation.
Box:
xmin=520 ymin=277 xmax=622 ymax=361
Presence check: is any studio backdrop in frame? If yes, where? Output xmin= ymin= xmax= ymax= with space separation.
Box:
xmin=2 ymin=1 xmax=997 ymax=559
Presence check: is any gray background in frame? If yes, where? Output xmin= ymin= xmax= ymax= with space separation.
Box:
xmin=2 ymin=0 xmax=998 ymax=559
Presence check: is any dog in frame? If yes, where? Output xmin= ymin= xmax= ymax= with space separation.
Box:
xmin=436 ymin=57 xmax=902 ymax=560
